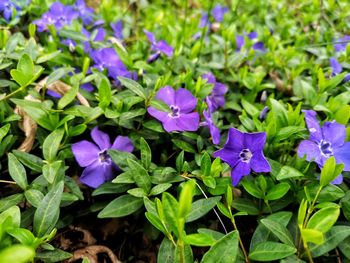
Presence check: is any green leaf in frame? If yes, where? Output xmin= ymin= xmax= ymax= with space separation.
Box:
xmin=8 ymin=153 xmax=28 ymax=190
xmin=277 ymin=166 xmax=304 ymax=180
xmin=46 ymin=67 xmax=74 ymax=85
xmin=241 ymin=178 xmax=264 ymax=199
xmin=12 ymin=150 xmax=44 ymax=173
xmin=200 ymin=152 xmax=211 ymax=177
xmin=36 ymin=50 xmax=61 ymax=64
xmin=127 ymin=187 xmax=147 ymax=197
xmin=320 ymin=156 xmax=340 ymax=186
xmin=0 ymin=124 xmax=10 ymax=143
xmin=274 ymin=126 xmax=306 ymax=142
xmin=298 ymin=199 xmax=308 ymax=227
xmin=158 ymin=238 xmax=175 ymax=263
xmin=162 ymin=193 xmax=179 ymax=235
xmin=140 ymin=137 xmax=151 ymax=170
xmin=249 ymin=241 xmax=297 ymax=261
xmin=260 ymin=218 xmax=294 ymax=246
xmin=0 ymin=194 xmax=24 ymax=213
xmin=300 ymin=229 xmax=324 ymax=245
xmin=33 ymin=181 xmax=64 ymax=237
xmin=150 ymin=99 xmax=171 ymax=112
xmin=98 ymin=78 xmax=111 ymax=110
xmin=24 ymin=189 xmax=44 ymax=208
xmin=178 ymin=179 xmax=195 ymax=218
xmin=127 ymin=158 xmax=152 ymax=192
xmin=42 ymin=161 xmax=63 ymax=184
xmin=307 ymin=206 xmax=340 ymax=233
xmin=172 ymin=139 xmax=196 ymax=153
xmin=186 ymin=197 xmax=221 ymax=222
xmin=108 ymin=149 xmax=137 ymax=171
xmin=265 ymin=183 xmax=290 ymax=200
xmin=35 ymin=249 xmax=73 ymax=263
xmin=118 ymin=77 xmax=147 ymax=99
xmin=42 ymin=128 xmax=65 ymax=162
xmin=10 ymin=54 xmax=34 ymax=86
xmin=150 ymin=183 xmax=172 ymax=196
xmin=57 ymin=84 xmax=79 ymax=110
xmin=98 ymin=194 xmax=143 ymax=218
xmin=145 ymin=212 xmax=166 ymax=233
xmin=0 ymin=245 xmax=35 ymax=263
xmin=338 ymin=236 xmax=350 ymax=259
xmin=310 ymin=226 xmax=350 ymax=257
xmin=184 ymin=233 xmax=216 ymax=247
xmin=201 ymin=231 xmax=239 ymax=263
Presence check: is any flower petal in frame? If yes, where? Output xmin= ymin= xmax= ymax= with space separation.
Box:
xmin=303 ymin=110 xmax=322 ymax=142
xmin=155 ymin=86 xmax=175 ymax=106
xmin=174 ymin=88 xmax=197 ymax=113
xmin=244 ymin=132 xmax=266 ymax=153
xmin=225 ymin=128 xmax=245 ymax=152
xmin=71 ymin=141 xmax=99 ymax=167
xmin=111 ymin=136 xmax=134 ymax=152
xmin=80 ymin=161 xmax=113 ymax=188
xmin=331 ymin=174 xmax=343 ymax=185
xmin=91 ymin=127 xmax=111 ymax=150
xmin=144 ymin=29 xmax=156 ymax=45
xmin=213 ymin=148 xmax=240 ymax=167
xmin=147 ymin=106 xmax=169 ymax=122
xmin=231 ymin=161 xmax=251 ymax=186
xmin=176 ymin=112 xmax=200 ymax=132
xmin=322 ymin=121 xmax=346 ymax=148
xmin=250 ymin=151 xmax=271 ymax=173
xmin=334 ymin=142 xmax=350 ymax=171
xmin=330 ymin=57 xmax=342 ymax=75
xmin=155 ymin=40 xmax=173 ymax=57
xmin=297 ymin=140 xmax=324 ymax=166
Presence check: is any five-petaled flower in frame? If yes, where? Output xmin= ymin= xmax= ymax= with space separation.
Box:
xmin=144 ymin=30 xmax=174 ymax=62
xmin=147 ymin=86 xmax=200 ymax=132
xmin=72 ymin=127 xmax=134 ymax=188
xmin=213 ymin=128 xmax=271 ymax=186
xmin=297 ymin=110 xmax=350 ymax=184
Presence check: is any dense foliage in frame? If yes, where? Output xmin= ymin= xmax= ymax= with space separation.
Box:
xmin=1 ymin=0 xmax=350 ymax=262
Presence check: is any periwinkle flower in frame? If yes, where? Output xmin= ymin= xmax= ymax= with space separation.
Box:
xmin=334 ymin=36 xmax=350 ymax=52
xmin=0 ymin=0 xmax=20 ymax=22
xmin=90 ymin=47 xmax=135 ymax=81
xmin=236 ymin=31 xmax=265 ymax=52
xmin=33 ymin=2 xmax=78 ymax=32
xmin=297 ymin=110 xmax=350 ymax=184
xmin=72 ymin=127 xmax=133 ymax=188
xmin=144 ymin=30 xmax=173 ymax=62
xmin=202 ymin=73 xmax=228 ymax=112
xmin=202 ymin=110 xmax=220 ymax=145
xmin=329 ymin=57 xmax=350 ymax=82
xmin=111 ymin=20 xmax=123 ymax=39
xmin=74 ymin=0 xmax=94 ymax=25
xmin=213 ymin=128 xmax=271 ymax=186
xmin=211 ymin=4 xmax=229 ymax=23
xmin=147 ymin=86 xmax=200 ymax=132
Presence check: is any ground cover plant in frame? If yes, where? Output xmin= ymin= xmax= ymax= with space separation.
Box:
xmin=1 ymin=0 xmax=350 ymax=262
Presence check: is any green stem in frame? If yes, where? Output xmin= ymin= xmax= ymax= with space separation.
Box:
xmin=302 ymin=186 xmax=323 ymax=229
xmin=0 ymin=86 xmax=25 ymax=101
xmin=303 ymin=240 xmax=314 ymax=263
xmin=231 ymin=217 xmax=250 ymax=263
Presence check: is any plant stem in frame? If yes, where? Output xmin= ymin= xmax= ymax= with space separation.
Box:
xmin=303 ymin=240 xmax=314 ymax=263
xmin=231 ymin=217 xmax=250 ymax=263
xmin=0 ymin=180 xmax=17 ymax=184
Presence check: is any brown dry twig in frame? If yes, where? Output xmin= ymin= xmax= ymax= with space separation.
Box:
xmin=67 ymin=245 xmax=122 ymax=263
xmin=15 ymin=77 xmax=90 ymax=152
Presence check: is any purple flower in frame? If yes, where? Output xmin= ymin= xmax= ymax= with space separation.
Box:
xmin=236 ymin=32 xmax=265 ymax=52
xmin=144 ymin=30 xmax=174 ymax=62
xmin=74 ymin=0 xmax=94 ymax=25
xmin=33 ymin=2 xmax=78 ymax=32
xmin=202 ymin=73 xmax=228 ymax=112
xmin=147 ymin=86 xmax=200 ymax=132
xmin=0 ymin=0 xmax=20 ymax=22
xmin=90 ymin=47 xmax=134 ymax=81
xmin=199 ymin=13 xmax=209 ymax=28
xmin=72 ymin=127 xmax=133 ymax=188
xmin=211 ymin=4 xmax=228 ymax=23
xmin=213 ymin=128 xmax=271 ymax=186
xmin=202 ymin=110 xmax=220 ymax=144
xmin=330 ymin=57 xmax=350 ymax=82
xmin=297 ymin=110 xmax=350 ymax=184
xmin=334 ymin=36 xmax=350 ymax=52
xmin=111 ymin=20 xmax=123 ymax=39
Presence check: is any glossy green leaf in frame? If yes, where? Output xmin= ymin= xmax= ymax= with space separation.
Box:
xmin=98 ymin=194 xmax=143 ymax=218
xmin=260 ymin=218 xmax=294 ymax=246
xmin=118 ymin=76 xmax=147 ymax=99
xmin=265 ymin=183 xmax=290 ymax=200
xmin=127 ymin=158 xmax=152 ymax=192
xmin=42 ymin=128 xmax=65 ymax=162
xmin=307 ymin=206 xmax=340 ymax=233
xmin=186 ymin=196 xmax=221 ymax=222
xmin=249 ymin=241 xmax=297 ymax=261
xmin=8 ymin=153 xmax=27 ymax=190
xmin=140 ymin=137 xmax=151 ymax=170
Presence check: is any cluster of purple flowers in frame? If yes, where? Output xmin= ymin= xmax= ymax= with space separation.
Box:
xmin=0 ymin=0 xmax=21 ymax=22
xmin=329 ymin=36 xmax=350 ymax=82
xmin=236 ymin=31 xmax=265 ymax=52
